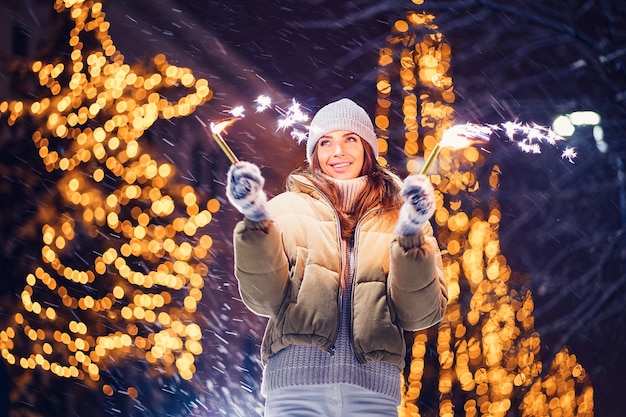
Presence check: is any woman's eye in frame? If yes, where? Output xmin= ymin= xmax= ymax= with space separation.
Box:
xmin=346 ymin=136 xmax=358 ymax=142
xmin=319 ymin=139 xmax=330 ymax=147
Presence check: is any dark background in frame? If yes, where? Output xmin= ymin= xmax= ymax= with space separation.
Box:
xmin=0 ymin=0 xmax=625 ymax=416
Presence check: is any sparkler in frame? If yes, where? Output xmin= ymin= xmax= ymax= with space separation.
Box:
xmin=208 ymin=95 xmax=310 ymax=165
xmin=209 ymin=118 xmax=240 ymax=164
xmin=420 ymin=123 xmax=492 ymax=174
xmin=419 ymin=121 xmax=575 ymax=175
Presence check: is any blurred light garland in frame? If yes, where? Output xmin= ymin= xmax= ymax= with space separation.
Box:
xmin=378 ymin=5 xmax=594 ymax=417
xmin=0 ymin=0 xmax=215 ymax=396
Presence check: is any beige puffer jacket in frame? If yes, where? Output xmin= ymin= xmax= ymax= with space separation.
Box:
xmin=233 ymin=173 xmax=448 ymax=368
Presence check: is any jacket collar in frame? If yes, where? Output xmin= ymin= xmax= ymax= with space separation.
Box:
xmin=287 ymin=173 xmax=325 ymax=200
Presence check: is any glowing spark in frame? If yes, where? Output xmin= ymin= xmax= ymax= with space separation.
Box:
xmin=277 ymin=99 xmax=309 ymax=132
xmin=228 ymin=106 xmax=245 ymax=118
xmin=210 ymin=118 xmax=238 ymax=135
xmin=209 ymin=118 xmax=240 ymax=164
xmin=500 ymin=121 xmax=520 ymax=139
xmin=420 ymin=121 xmax=576 ymax=174
xmin=545 ymin=129 xmax=565 ymax=146
xmin=498 ymin=121 xmax=568 ymax=154
xmin=207 ymin=95 xmax=310 ymax=163
xmin=420 ymin=123 xmax=491 ymax=174
xmin=561 ymin=147 xmax=577 ymax=163
xmin=255 ymin=95 xmax=272 ymax=112
xmin=290 ymin=129 xmax=308 ymax=145
xmin=440 ymin=123 xmax=492 ymax=148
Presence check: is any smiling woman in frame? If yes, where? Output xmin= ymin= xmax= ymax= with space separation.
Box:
xmin=225 ymin=97 xmax=448 ymax=416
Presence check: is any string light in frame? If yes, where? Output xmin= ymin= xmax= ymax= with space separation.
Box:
xmin=0 ymin=0 xmax=215 ymax=395
xmin=380 ymin=9 xmax=593 ymax=417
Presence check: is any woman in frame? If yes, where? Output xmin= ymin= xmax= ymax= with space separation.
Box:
xmin=226 ymin=98 xmax=448 ymax=416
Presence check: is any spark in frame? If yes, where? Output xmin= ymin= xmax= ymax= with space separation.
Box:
xmin=276 ymin=99 xmax=310 ymax=146
xmin=277 ymin=99 xmax=309 ymax=133
xmin=421 ymin=121 xmax=576 ymax=174
xmin=278 ymin=99 xmax=309 ymax=137
xmin=254 ymin=95 xmax=272 ymax=112
xmin=447 ymin=120 xmax=574 ymax=159
xmin=496 ymin=120 xmax=570 ymax=156
xmin=290 ymin=129 xmax=308 ymax=144
xmin=216 ymin=95 xmax=310 ymax=143
xmin=228 ymin=106 xmax=245 ymax=118
xmin=561 ymin=147 xmax=577 ymax=163
xmin=210 ymin=118 xmax=239 ymax=135
xmin=440 ymin=122 xmax=492 ymax=148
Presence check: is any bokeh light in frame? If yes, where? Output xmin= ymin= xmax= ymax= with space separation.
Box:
xmin=0 ymin=0 xmax=214 ymax=394
xmin=377 ymin=10 xmax=593 ymax=417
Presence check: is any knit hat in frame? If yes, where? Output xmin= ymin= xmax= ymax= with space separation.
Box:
xmin=306 ymin=98 xmax=378 ymax=163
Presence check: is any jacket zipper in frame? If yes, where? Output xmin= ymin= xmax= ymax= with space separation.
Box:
xmin=349 ymin=208 xmax=378 ymax=363
xmin=346 ymin=239 xmax=360 ymax=362
xmin=291 ymin=177 xmax=343 ymax=356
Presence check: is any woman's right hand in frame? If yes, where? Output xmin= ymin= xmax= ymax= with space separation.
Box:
xmin=226 ymin=161 xmax=271 ymax=222
xmin=395 ymin=174 xmax=436 ymax=236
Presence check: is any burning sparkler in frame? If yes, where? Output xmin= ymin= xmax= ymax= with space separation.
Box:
xmin=209 ymin=118 xmax=240 ymax=164
xmin=420 ymin=121 xmax=576 ymax=175
xmin=208 ymin=95 xmax=310 ymax=164
xmin=420 ymin=123 xmax=492 ymax=174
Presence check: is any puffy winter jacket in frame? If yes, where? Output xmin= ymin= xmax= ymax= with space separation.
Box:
xmin=233 ymin=173 xmax=448 ymax=368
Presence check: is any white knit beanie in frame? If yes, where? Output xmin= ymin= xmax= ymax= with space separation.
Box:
xmin=306 ymin=98 xmax=378 ymax=163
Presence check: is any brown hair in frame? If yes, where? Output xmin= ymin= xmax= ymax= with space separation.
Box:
xmin=288 ymin=140 xmax=402 ymax=239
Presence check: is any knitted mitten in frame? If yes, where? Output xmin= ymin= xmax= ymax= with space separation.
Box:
xmin=395 ymin=174 xmax=436 ymax=236
xmin=226 ymin=161 xmax=271 ymax=222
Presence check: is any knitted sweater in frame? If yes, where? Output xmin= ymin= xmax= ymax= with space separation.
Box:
xmin=262 ymin=176 xmax=401 ymax=402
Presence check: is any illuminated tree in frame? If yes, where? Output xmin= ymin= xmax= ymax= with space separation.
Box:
xmin=376 ymin=6 xmax=594 ymax=417
xmin=0 ymin=0 xmax=217 ymax=414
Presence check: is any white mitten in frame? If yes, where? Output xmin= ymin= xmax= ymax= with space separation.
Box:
xmin=226 ymin=161 xmax=271 ymax=222
xmin=395 ymin=174 xmax=436 ymax=236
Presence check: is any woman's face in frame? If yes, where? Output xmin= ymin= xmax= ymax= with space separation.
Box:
xmin=316 ymin=130 xmax=365 ymax=179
